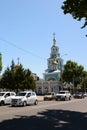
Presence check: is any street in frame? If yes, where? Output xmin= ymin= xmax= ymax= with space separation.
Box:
xmin=0 ymin=98 xmax=87 ymax=130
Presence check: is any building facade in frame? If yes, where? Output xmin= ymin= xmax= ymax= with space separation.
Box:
xmin=35 ymin=80 xmax=61 ymax=94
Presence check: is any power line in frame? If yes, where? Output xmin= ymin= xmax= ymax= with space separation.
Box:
xmin=0 ymin=37 xmax=46 ymax=60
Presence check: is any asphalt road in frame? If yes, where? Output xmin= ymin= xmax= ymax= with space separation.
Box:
xmin=0 ymin=98 xmax=87 ymax=130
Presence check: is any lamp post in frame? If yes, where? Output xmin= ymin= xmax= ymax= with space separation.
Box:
xmin=60 ymin=54 xmax=68 ymax=90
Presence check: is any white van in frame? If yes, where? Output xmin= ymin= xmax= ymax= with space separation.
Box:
xmin=0 ymin=91 xmax=16 ymax=105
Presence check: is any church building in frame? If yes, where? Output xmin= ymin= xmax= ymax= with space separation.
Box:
xmin=35 ymin=34 xmax=63 ymax=94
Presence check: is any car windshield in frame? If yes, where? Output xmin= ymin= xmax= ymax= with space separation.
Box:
xmin=46 ymin=93 xmax=52 ymax=95
xmin=0 ymin=92 xmax=5 ymax=96
xmin=75 ymin=92 xmax=82 ymax=94
xmin=59 ymin=91 xmax=65 ymax=94
xmin=16 ymin=92 xmax=26 ymax=96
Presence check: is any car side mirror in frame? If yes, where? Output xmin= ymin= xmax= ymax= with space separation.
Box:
xmin=4 ymin=95 xmax=8 ymax=98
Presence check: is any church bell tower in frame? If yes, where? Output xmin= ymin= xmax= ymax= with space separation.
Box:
xmin=43 ymin=33 xmax=63 ymax=81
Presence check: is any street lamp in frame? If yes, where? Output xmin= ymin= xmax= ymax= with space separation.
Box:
xmin=60 ymin=54 xmax=68 ymax=90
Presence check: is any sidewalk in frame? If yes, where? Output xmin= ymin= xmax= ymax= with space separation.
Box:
xmin=37 ymin=95 xmax=44 ymax=102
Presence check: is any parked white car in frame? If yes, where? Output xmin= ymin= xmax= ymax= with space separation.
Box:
xmin=11 ymin=91 xmax=38 ymax=106
xmin=0 ymin=91 xmax=16 ymax=106
xmin=56 ymin=90 xmax=71 ymax=101
xmin=44 ymin=92 xmax=56 ymax=101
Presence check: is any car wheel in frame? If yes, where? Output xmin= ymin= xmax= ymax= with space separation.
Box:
xmin=11 ymin=105 xmax=15 ymax=107
xmin=69 ymin=96 xmax=71 ymax=100
xmin=65 ymin=97 xmax=68 ymax=101
xmin=34 ymin=100 xmax=38 ymax=105
xmin=23 ymin=101 xmax=27 ymax=107
xmin=56 ymin=97 xmax=58 ymax=101
xmin=0 ymin=101 xmax=5 ymax=106
xmin=44 ymin=98 xmax=47 ymax=101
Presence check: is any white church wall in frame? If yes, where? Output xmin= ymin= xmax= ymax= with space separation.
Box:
xmin=35 ymin=80 xmax=61 ymax=94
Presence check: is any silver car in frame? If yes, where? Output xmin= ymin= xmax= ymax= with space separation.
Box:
xmin=11 ymin=91 xmax=38 ymax=106
xmin=0 ymin=91 xmax=16 ymax=106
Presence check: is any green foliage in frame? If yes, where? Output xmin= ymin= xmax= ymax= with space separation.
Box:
xmin=0 ymin=53 xmax=2 ymax=73
xmin=62 ymin=60 xmax=85 ymax=87
xmin=81 ymin=71 xmax=87 ymax=90
xmin=62 ymin=0 xmax=87 ymax=29
xmin=0 ymin=60 xmax=35 ymax=91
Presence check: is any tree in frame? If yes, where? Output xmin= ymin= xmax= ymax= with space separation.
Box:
xmin=0 ymin=53 xmax=2 ymax=73
xmin=0 ymin=60 xmax=17 ymax=90
xmin=0 ymin=60 xmax=36 ymax=91
xmin=62 ymin=60 xmax=84 ymax=87
xmin=22 ymin=69 xmax=35 ymax=90
xmin=81 ymin=71 xmax=87 ymax=91
xmin=14 ymin=64 xmax=25 ymax=90
xmin=62 ymin=0 xmax=87 ymax=30
xmin=0 ymin=67 xmax=15 ymax=89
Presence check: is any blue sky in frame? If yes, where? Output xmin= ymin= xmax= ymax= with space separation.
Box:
xmin=0 ymin=0 xmax=87 ymax=78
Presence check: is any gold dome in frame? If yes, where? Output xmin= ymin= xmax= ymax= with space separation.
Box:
xmin=52 ymin=60 xmax=58 ymax=66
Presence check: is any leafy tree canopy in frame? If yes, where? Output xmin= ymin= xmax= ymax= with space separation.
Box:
xmin=62 ymin=60 xmax=85 ymax=87
xmin=0 ymin=53 xmax=2 ymax=73
xmin=62 ymin=0 xmax=87 ymax=29
xmin=0 ymin=60 xmax=35 ymax=91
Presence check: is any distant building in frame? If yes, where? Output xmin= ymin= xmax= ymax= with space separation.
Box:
xmin=31 ymin=73 xmax=39 ymax=81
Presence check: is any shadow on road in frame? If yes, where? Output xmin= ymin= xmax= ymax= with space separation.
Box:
xmin=0 ymin=109 xmax=87 ymax=130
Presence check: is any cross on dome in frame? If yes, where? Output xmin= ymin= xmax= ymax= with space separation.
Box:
xmin=53 ymin=32 xmax=56 ymax=46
